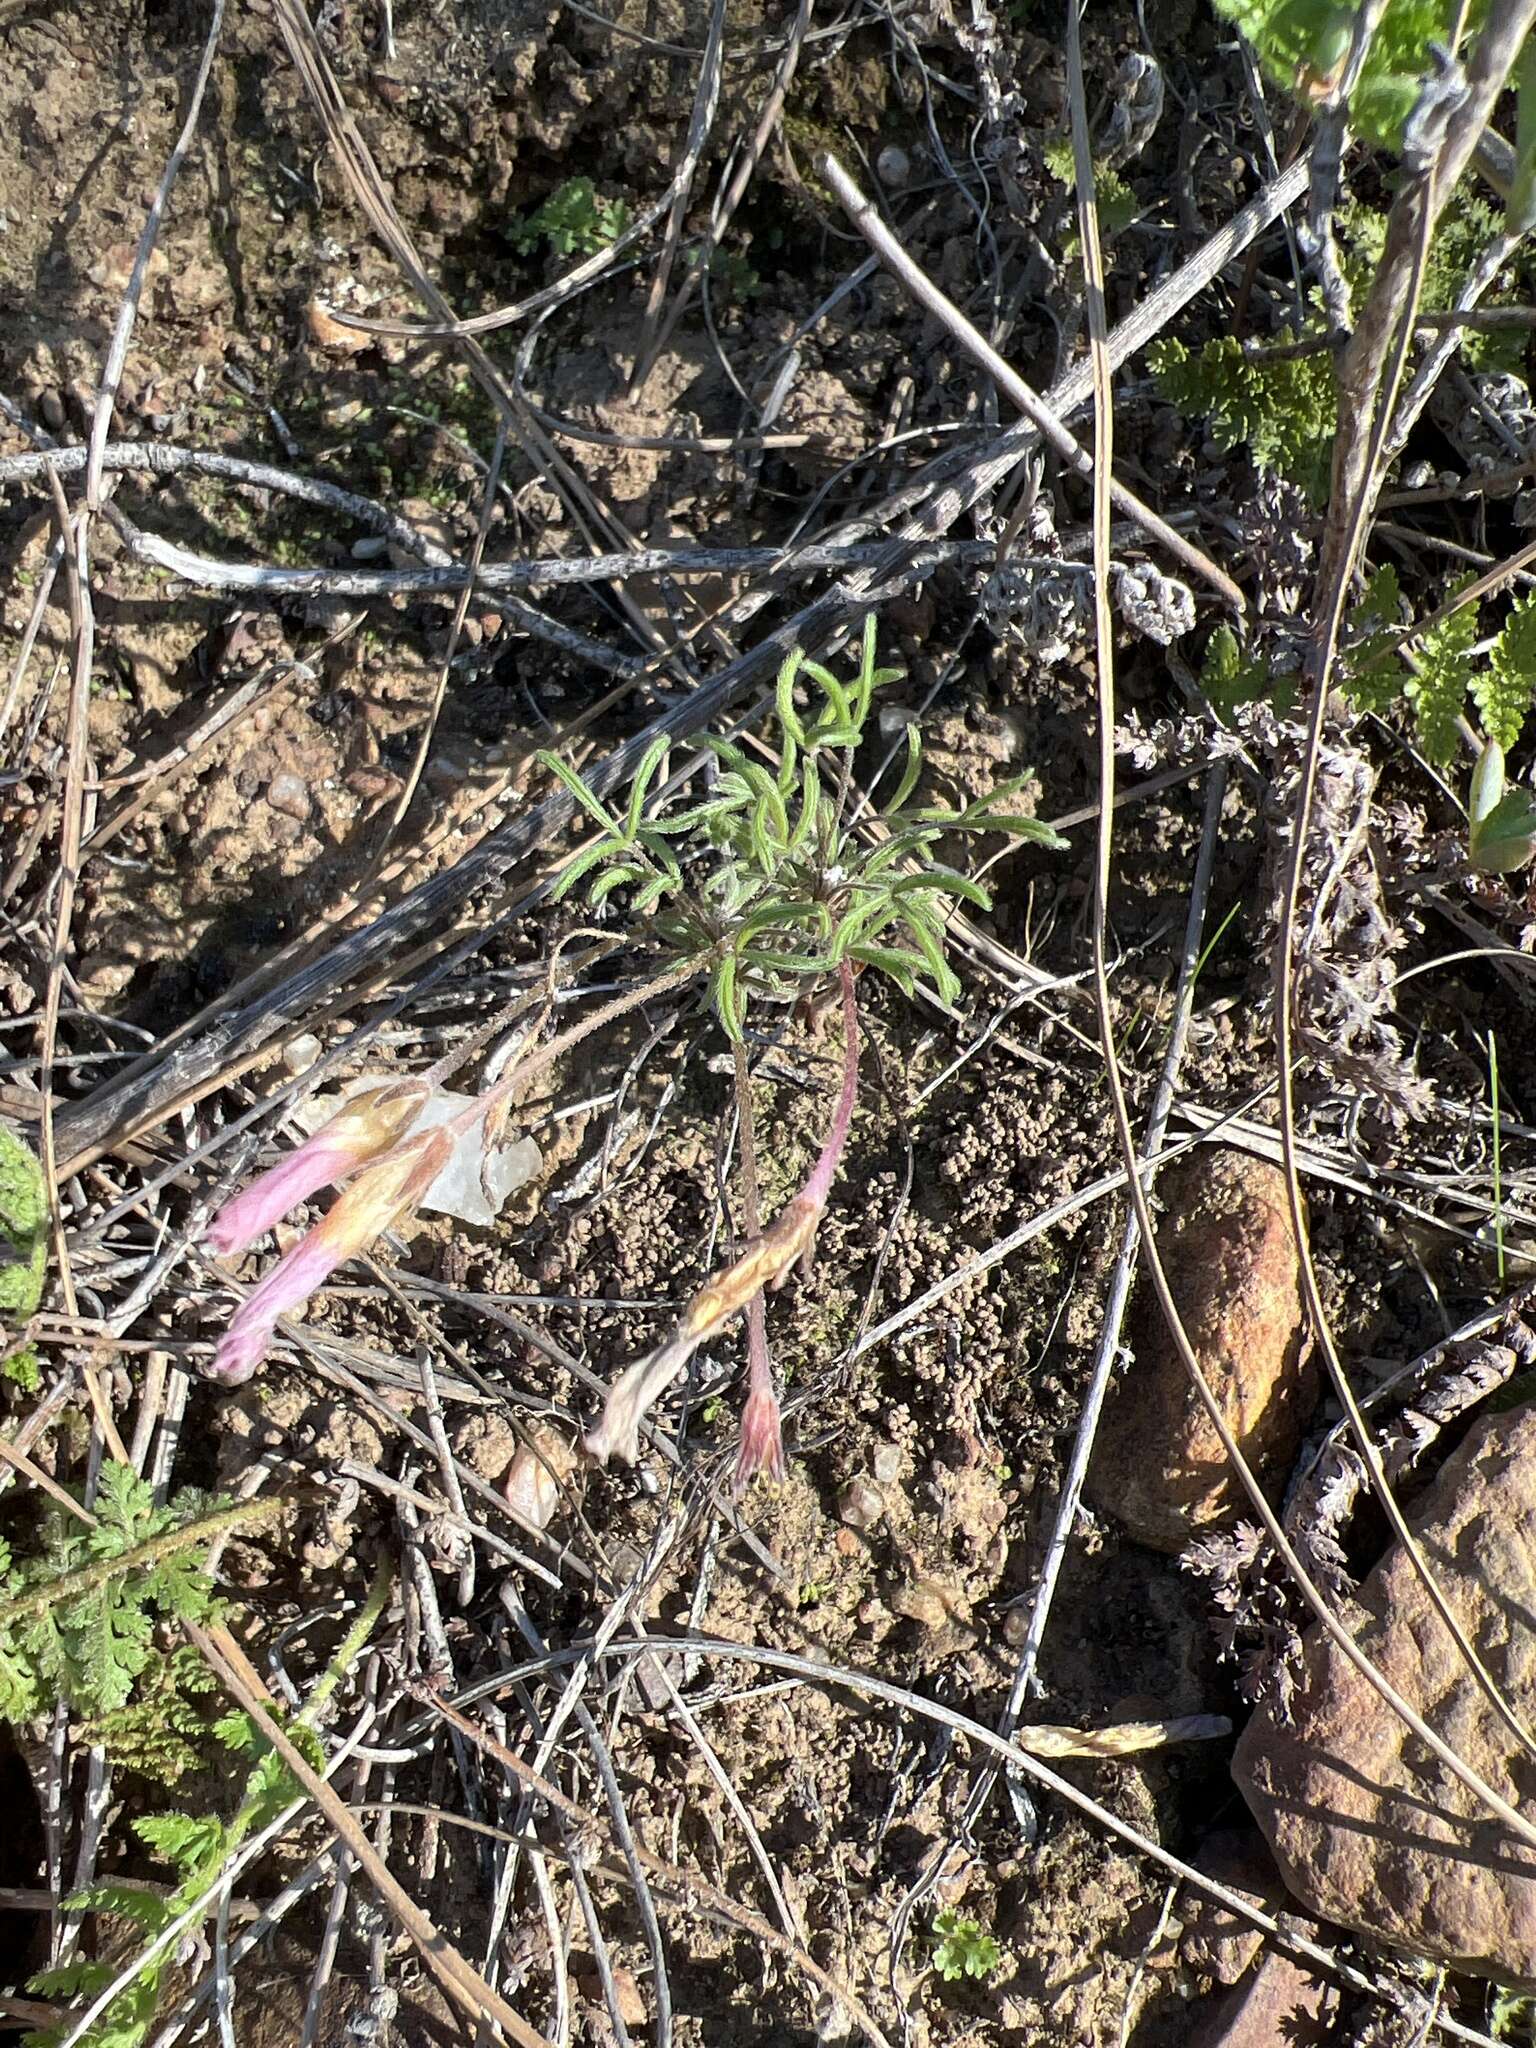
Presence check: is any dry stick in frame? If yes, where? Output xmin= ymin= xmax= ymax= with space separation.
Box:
xmin=627 ymin=0 xmax=730 ymax=398
xmin=419 ymin=1683 xmax=894 ymax=2048
xmin=1382 ymin=219 xmax=1536 ymax=469
xmin=885 ymin=766 xmax=1228 ymax=1958
xmin=83 ymin=0 xmax=225 ymax=509
xmin=54 ymin=148 xmax=1317 ymax=1172
xmin=634 ymin=0 xmax=811 ymax=382
xmin=818 ymin=152 xmax=1245 ymax=615
xmin=270 ymin=0 xmax=687 ymax=675
xmin=90 ymin=521 xmax=984 ymax=598
xmin=1273 ymin=7 xmax=1536 ymax=1772
xmin=378 ymin=418 xmax=509 ymax=861
xmin=828 ymin=155 xmax=1312 ymax=549
xmin=128 ymin=529 xmax=643 ymax=678
xmin=1066 ymin=0 xmax=1536 ymax=1871
xmin=0 ymin=529 xmax=64 ymax=750
xmin=498 ymin=1591 xmax=674 ymax=2048
xmin=189 ymin=1624 xmax=551 ymax=2048
xmin=36 ymin=467 xmax=129 ymax=1468
xmin=0 ymin=441 xmax=493 ymax=566
xmin=996 ymin=761 xmax=1228 ymax=1732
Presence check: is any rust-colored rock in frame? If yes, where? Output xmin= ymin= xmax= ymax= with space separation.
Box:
xmin=1189 ymin=1949 xmax=1337 ymax=2048
xmin=1088 ymin=1149 xmax=1313 ymax=1552
xmin=1235 ymin=1405 xmax=1536 ymax=1983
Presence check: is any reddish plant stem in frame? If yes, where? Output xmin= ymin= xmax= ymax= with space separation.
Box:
xmin=588 ymin=959 xmax=861 ymax=1469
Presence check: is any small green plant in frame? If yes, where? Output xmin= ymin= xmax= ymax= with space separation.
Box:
xmin=931 ymin=1908 xmax=1003 ymax=1984
xmin=1468 ymin=740 xmax=1536 ymax=875
xmin=1041 ymin=137 xmax=1140 ymax=241
xmin=544 ymin=620 xmax=1064 ymax=1484
xmin=0 ymin=1463 xmax=279 ymax=1775
xmin=541 ymin=618 xmax=1065 ymax=1040
xmin=1344 ymin=571 xmax=1536 ymax=771
xmin=27 ymin=1709 xmax=324 ymax=2048
xmin=1491 ymin=1983 xmax=1536 ymax=2042
xmin=512 ymin=177 xmax=631 ymax=259
xmin=1149 ymin=335 xmax=1336 ymax=503
xmin=202 ymin=629 xmax=1062 ymax=1494
xmin=1202 ymin=572 xmax=1536 ymax=847
xmin=0 ymin=1121 xmax=46 ymax=1390
xmin=1200 ymin=623 xmax=1294 ymax=719
xmin=25 ymin=1565 xmax=387 ymax=2048
xmin=1150 ymin=180 xmax=1535 ymax=500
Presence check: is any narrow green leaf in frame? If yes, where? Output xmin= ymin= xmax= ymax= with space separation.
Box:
xmin=775 ymin=647 xmax=808 ymax=747
xmin=538 ymin=749 xmax=624 ymax=835
xmin=625 ymin=735 xmax=670 ymax=842
xmin=888 ymin=721 xmax=923 ymax=813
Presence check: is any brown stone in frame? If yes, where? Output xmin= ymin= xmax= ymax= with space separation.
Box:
xmin=1087 ymin=1149 xmax=1312 ymax=1551
xmin=1189 ymin=1949 xmax=1337 ymax=2048
xmin=1234 ymin=1405 xmax=1536 ymax=1983
xmin=1181 ymin=1829 xmax=1286 ymax=1986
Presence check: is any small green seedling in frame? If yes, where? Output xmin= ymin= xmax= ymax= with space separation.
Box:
xmin=541 ymin=617 xmax=1065 ymax=1042
xmin=1469 ymin=740 xmax=1536 ymax=874
xmin=1490 ymin=1983 xmax=1536 ymax=2043
xmin=513 ymin=177 xmax=631 ymax=259
xmin=931 ymin=1908 xmax=1003 ymax=1984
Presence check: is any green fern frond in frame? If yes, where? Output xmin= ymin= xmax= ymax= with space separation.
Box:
xmin=1148 ymin=336 xmax=1335 ymax=501
xmin=0 ymin=1122 xmax=46 ymax=1341
xmin=1340 ymin=564 xmax=1409 ymax=712
xmin=1405 ymin=597 xmax=1479 ymax=770
xmin=1480 ymin=596 xmax=1536 ymax=751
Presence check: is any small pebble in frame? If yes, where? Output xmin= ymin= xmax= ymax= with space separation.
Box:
xmin=351 ymin=534 xmax=390 ymax=560
xmin=838 ymin=1478 xmax=883 ymax=1530
xmin=40 ymin=388 xmax=65 ymax=431
xmin=574 ymin=1965 xmax=646 ymax=2030
xmin=871 ymin=1441 xmax=902 ymax=1484
xmin=306 ymin=297 xmax=368 ymax=354
xmin=890 ymin=1577 xmax=950 ymax=1630
xmin=876 ymin=145 xmax=912 ymax=188
xmin=283 ymin=1032 xmax=321 ymax=1074
xmin=266 ymin=771 xmax=312 ymax=820
xmin=503 ymin=1424 xmax=576 ymax=1532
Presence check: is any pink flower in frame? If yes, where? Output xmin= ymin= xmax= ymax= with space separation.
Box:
xmin=206 ymin=1080 xmax=430 ymax=1257
xmin=206 ymin=1125 xmax=451 ymax=1385
xmin=734 ymin=1380 xmax=785 ymax=1492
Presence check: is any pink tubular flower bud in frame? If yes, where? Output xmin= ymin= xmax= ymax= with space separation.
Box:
xmin=205 ymin=1079 xmax=432 ymax=1258
xmin=734 ymin=1382 xmax=785 ymax=1492
xmin=205 ymin=1124 xmax=452 ymax=1386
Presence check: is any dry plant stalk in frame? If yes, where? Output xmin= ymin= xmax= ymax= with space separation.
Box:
xmin=586 ymin=961 xmax=859 ymax=1473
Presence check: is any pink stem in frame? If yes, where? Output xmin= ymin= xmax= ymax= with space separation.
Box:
xmin=802 ymin=960 xmax=860 ymax=1212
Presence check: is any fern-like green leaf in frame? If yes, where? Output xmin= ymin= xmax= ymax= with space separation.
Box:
xmin=1149 ymin=335 xmax=1336 ymax=502
xmin=0 ymin=1122 xmax=46 ymax=1343
xmin=1480 ymin=596 xmax=1536 ymax=751
xmin=1341 ymin=563 xmax=1408 ymax=712
xmin=1405 ymin=596 xmax=1479 ymax=770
